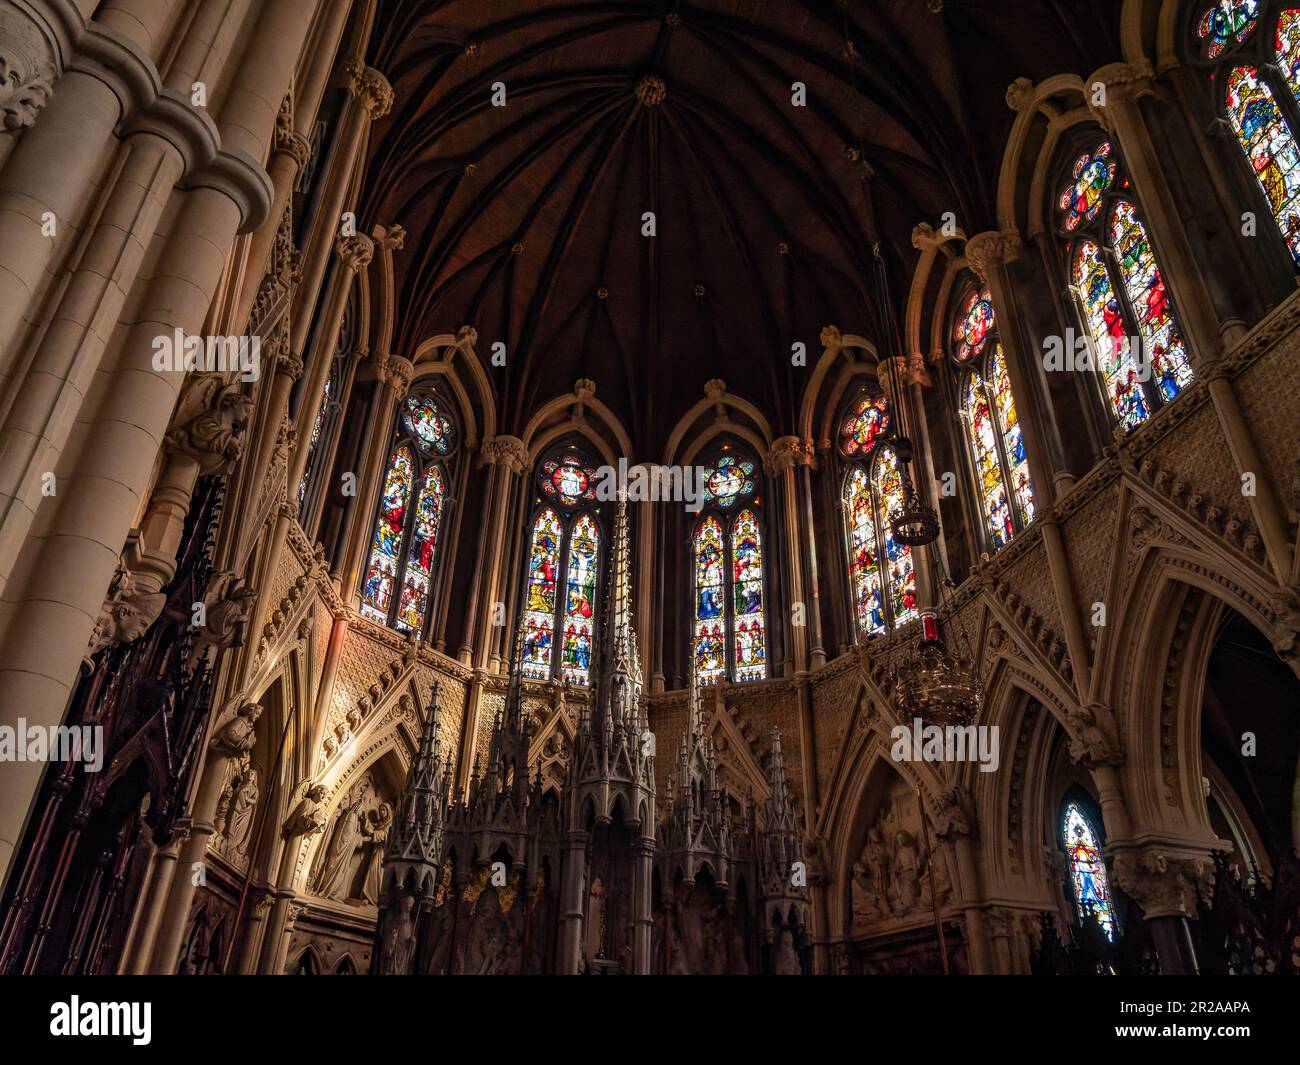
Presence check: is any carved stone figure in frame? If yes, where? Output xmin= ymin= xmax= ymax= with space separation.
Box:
xmin=313 ymin=779 xmax=372 ymax=900
xmin=224 ymin=768 xmax=260 ymax=860
xmin=851 ymin=827 xmax=889 ymax=926
xmin=892 ymin=830 xmax=922 ymax=912
xmin=85 ymin=568 xmax=168 ymax=663
xmin=283 ymin=784 xmax=329 ymax=840
xmin=1066 ymin=703 xmax=1122 ymax=767
xmin=360 ymin=803 xmax=392 ymax=905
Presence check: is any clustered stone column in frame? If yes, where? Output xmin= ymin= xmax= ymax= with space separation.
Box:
xmin=0 ymin=0 xmax=322 ymax=888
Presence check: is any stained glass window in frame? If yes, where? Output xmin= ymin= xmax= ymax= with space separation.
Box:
xmin=953 ymin=288 xmax=996 ymax=362
xmin=1197 ymin=0 xmax=1260 ymax=58
xmin=692 ymin=515 xmax=726 ymax=685
xmin=845 ymin=466 xmax=885 ymax=636
xmin=989 ymin=346 xmax=1035 ymax=525
xmin=1279 ymin=8 xmax=1300 ymax=97
xmin=1071 ymin=239 xmax=1150 ymax=430
xmin=1110 ymin=202 xmax=1195 ymax=403
xmin=1059 ymin=142 xmax=1117 ymax=231
xmin=951 ymin=282 xmax=1035 ymax=550
xmin=515 ymin=448 xmax=606 ymax=685
xmin=359 ymin=389 xmax=457 ymax=635
xmin=839 ymin=394 xmax=890 ymax=457
xmin=540 ymin=453 xmax=599 ymax=506
xmin=690 ymin=448 xmax=767 ymax=684
xmin=402 ymin=394 xmax=454 ymax=455
xmin=560 ymin=513 xmax=600 ymax=686
xmin=520 ymin=508 xmax=562 ymax=680
xmin=731 ymin=509 xmax=766 ymax=682
xmin=1062 ymin=802 xmax=1117 ymax=942
xmin=1226 ymin=65 xmax=1300 ymax=262
xmin=702 ymin=454 xmax=756 ymax=508
xmin=361 ymin=445 xmax=413 ymax=624
xmin=873 ymin=449 xmax=918 ymax=626
xmin=961 ymin=373 xmax=1014 ymax=551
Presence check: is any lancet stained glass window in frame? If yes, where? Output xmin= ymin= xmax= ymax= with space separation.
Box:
xmin=840 ymin=395 xmax=918 ymax=638
xmin=691 ymin=447 xmax=766 ymax=684
xmin=951 ymin=287 xmax=1035 ymax=550
xmin=1057 ymin=141 xmax=1194 ymax=429
xmin=515 ymin=449 xmax=605 ymax=685
xmin=1196 ymin=4 xmax=1300 ymax=264
xmin=1062 ymin=802 xmax=1117 ymax=942
xmin=360 ymin=389 xmax=458 ymax=635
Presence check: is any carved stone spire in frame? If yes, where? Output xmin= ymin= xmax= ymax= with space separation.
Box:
xmin=384 ymin=682 xmax=447 ymax=874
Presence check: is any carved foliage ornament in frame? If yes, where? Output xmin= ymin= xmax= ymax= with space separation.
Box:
xmin=0 ymin=10 xmax=55 ymax=131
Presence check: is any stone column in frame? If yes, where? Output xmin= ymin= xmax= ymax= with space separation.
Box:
xmin=0 ymin=0 xmax=323 ymax=892
xmin=768 ymin=436 xmax=815 ymax=673
xmin=631 ymin=835 xmax=655 ymax=975
xmin=287 ymin=232 xmax=374 ymax=493
xmin=289 ymin=59 xmax=392 ymax=365
xmin=557 ymin=829 xmax=588 ymax=975
xmin=967 ymin=229 xmax=1073 ymax=503
xmin=933 ymin=792 xmax=992 ymax=975
xmin=148 ymin=699 xmax=264 ymax=972
xmin=338 ymin=353 xmax=415 ymax=598
xmin=470 ymin=436 xmax=529 ymax=669
xmin=255 ymin=784 xmax=328 ymax=973
xmin=1110 ymin=847 xmax=1210 ymax=975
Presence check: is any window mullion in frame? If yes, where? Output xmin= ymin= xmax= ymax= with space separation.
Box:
xmin=390 ymin=446 xmax=422 ymax=628
xmin=553 ymin=516 xmax=573 ymax=681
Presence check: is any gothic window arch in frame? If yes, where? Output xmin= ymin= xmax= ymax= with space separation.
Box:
xmin=1060 ymin=798 xmax=1117 ymax=943
xmin=839 ymin=392 xmax=918 ymax=640
xmin=1189 ymin=1 xmax=1300 ymax=264
xmin=950 ymin=285 xmax=1035 ymax=552
xmin=690 ymin=445 xmax=767 ymax=685
xmin=359 ymin=388 xmax=458 ymax=636
xmin=517 ymin=449 xmax=605 ymax=687
xmin=1053 ymin=138 xmax=1195 ymax=431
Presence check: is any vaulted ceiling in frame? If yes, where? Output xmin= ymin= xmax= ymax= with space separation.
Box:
xmin=362 ymin=0 xmax=1125 ymax=448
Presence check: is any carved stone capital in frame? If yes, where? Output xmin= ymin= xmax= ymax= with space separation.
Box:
xmin=374 ymin=222 xmax=406 ymax=252
xmin=911 ymin=221 xmax=940 ymax=251
xmin=481 ymin=434 xmax=529 ymax=473
xmin=344 ymin=58 xmax=394 ymax=120
xmin=703 ymin=378 xmax=727 ymax=402
xmin=0 ymin=8 xmax=55 ymax=131
xmin=375 ymin=352 xmax=415 ymax=394
xmin=1084 ymin=61 xmax=1156 ymax=132
xmin=1110 ymin=848 xmax=1210 ymax=919
xmin=336 ymin=233 xmax=374 ymax=273
xmin=965 ymin=229 xmax=1022 ymax=282
xmin=164 ymin=373 xmax=255 ymax=476
xmin=767 ymin=435 xmax=814 ymax=474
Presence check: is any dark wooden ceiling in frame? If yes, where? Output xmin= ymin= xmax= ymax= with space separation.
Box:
xmin=362 ymin=0 xmax=1124 ymax=448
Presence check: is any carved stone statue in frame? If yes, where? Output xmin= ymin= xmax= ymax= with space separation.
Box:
xmin=892 ymin=830 xmax=922 ymax=912
xmin=85 ymin=567 xmax=167 ymax=664
xmin=224 ymin=767 xmax=260 ymax=860
xmin=1066 ymin=703 xmax=1122 ymax=767
xmin=851 ymin=827 xmax=889 ymax=926
xmin=313 ymin=779 xmax=372 ymax=900
xmin=360 ymin=802 xmax=392 ymax=905
xmin=283 ymin=783 xmax=329 ymax=839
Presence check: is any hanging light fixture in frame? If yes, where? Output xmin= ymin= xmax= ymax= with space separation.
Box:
xmin=888 ymin=437 xmax=940 ymax=548
xmin=893 ymin=609 xmax=983 ymax=728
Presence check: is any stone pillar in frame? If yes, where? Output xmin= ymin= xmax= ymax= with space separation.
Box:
xmin=289 ymin=59 xmax=392 ymax=365
xmin=932 ymin=786 xmax=993 ymax=975
xmin=1039 ymin=513 xmax=1094 ymax=704
xmin=287 ymin=232 xmax=374 ymax=493
xmin=121 ymin=829 xmax=186 ymax=974
xmin=338 ymin=353 xmax=415 ymax=598
xmin=967 ymin=229 xmax=1073 ymax=503
xmin=1111 ymin=848 xmax=1210 ymax=975
xmin=0 ymin=0 xmax=320 ymax=890
xmin=631 ymin=835 xmax=655 ymax=975
xmin=255 ymin=784 xmax=328 ymax=973
xmin=148 ymin=700 xmax=264 ymax=972
xmin=557 ymin=829 xmax=588 ymax=975
xmin=768 ymin=436 xmax=815 ymax=672
xmin=470 ymin=436 xmax=529 ymax=670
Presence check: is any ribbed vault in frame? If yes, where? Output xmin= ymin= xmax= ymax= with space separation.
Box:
xmin=362 ymin=0 xmax=1125 ymax=448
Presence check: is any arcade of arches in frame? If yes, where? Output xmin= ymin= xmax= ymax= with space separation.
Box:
xmin=0 ymin=0 xmax=1296 ymax=976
